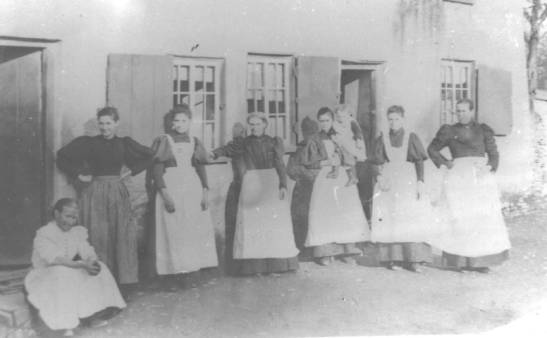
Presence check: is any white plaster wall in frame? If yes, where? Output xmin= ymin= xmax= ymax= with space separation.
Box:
xmin=0 ymin=0 xmax=532 ymax=199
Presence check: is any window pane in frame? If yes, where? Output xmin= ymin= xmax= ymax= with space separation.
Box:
xmin=204 ymin=122 xmax=214 ymax=149
xmin=195 ymin=66 xmax=204 ymax=92
xmin=278 ymin=115 xmax=286 ymax=139
xmin=277 ymin=90 xmax=286 ymax=113
xmin=255 ymin=90 xmax=264 ymax=113
xmin=173 ymin=66 xmax=178 ymax=92
xmin=180 ymin=66 xmax=189 ymax=92
xmin=173 ymin=95 xmax=178 ymax=107
xmin=206 ymin=67 xmax=215 ymax=92
xmin=206 ymin=94 xmax=215 ymax=121
xmin=181 ymin=94 xmax=189 ymax=105
xmin=194 ymin=94 xmax=205 ymax=121
xmin=255 ymin=63 xmax=264 ymax=88
xmin=268 ymin=90 xmax=277 ymax=115
xmin=247 ymin=90 xmax=255 ymax=113
xmin=267 ymin=63 xmax=276 ymax=88
xmin=277 ymin=63 xmax=285 ymax=88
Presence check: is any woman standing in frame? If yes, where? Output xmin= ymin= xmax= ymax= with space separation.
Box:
xmin=287 ymin=117 xmax=327 ymax=251
xmin=305 ymin=107 xmax=369 ymax=266
xmin=427 ymin=98 xmax=510 ymax=273
xmin=147 ymin=105 xmax=218 ymax=276
xmin=212 ymin=112 xmax=298 ymax=275
xmin=56 ymin=107 xmax=154 ymax=285
xmin=370 ymin=105 xmax=433 ymax=272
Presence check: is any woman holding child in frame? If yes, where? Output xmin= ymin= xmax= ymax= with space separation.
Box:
xmin=303 ymin=107 xmax=369 ymax=266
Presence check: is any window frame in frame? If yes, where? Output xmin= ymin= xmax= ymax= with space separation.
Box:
xmin=440 ymin=59 xmax=476 ymax=125
xmin=246 ymin=54 xmax=293 ymax=146
xmin=172 ymin=56 xmax=223 ymax=149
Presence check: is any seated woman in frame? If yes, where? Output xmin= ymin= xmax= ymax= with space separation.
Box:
xmin=25 ymin=198 xmax=126 ymax=337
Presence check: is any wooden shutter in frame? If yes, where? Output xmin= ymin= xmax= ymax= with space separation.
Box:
xmin=296 ymin=56 xmax=340 ymax=140
xmin=476 ymin=65 xmax=513 ymax=136
xmin=106 ymin=54 xmax=172 ymax=145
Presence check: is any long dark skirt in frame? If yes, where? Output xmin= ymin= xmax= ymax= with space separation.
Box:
xmin=377 ymin=243 xmax=432 ymax=264
xmin=290 ymin=177 xmax=315 ymax=251
xmin=441 ymin=250 xmax=509 ymax=268
xmin=225 ymin=180 xmax=298 ymax=276
xmin=356 ymin=161 xmax=377 ymax=221
xmin=311 ymin=243 xmax=362 ymax=258
xmin=80 ymin=176 xmax=138 ymax=284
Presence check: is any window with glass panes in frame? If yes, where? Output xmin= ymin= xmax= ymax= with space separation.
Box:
xmin=246 ymin=55 xmax=291 ymax=143
xmin=440 ymin=60 xmax=475 ymax=124
xmin=173 ymin=58 xmax=222 ymax=149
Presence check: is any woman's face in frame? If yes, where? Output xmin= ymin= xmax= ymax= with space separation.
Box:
xmin=387 ymin=112 xmax=404 ymax=131
xmin=55 ymin=205 xmax=79 ymax=232
xmin=98 ymin=115 xmax=119 ymax=139
xmin=172 ymin=113 xmax=191 ymax=134
xmin=318 ymin=113 xmax=333 ymax=132
xmin=248 ymin=116 xmax=266 ymax=136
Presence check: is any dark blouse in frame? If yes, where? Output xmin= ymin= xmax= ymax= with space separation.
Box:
xmin=427 ymin=121 xmax=499 ymax=171
xmin=56 ymin=135 xmax=154 ymax=178
xmin=287 ymin=136 xmax=328 ymax=182
xmin=371 ymin=128 xmax=428 ymax=182
xmin=149 ymin=132 xmax=209 ymax=190
xmin=213 ymin=135 xmax=288 ymax=189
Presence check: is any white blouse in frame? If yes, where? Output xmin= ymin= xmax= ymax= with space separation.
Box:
xmin=31 ymin=222 xmax=97 ymax=269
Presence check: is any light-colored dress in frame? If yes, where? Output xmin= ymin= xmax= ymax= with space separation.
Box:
xmin=24 ymin=222 xmax=126 ymax=331
xmin=305 ymin=138 xmax=369 ymax=247
xmin=155 ymin=134 xmax=218 ymax=274
xmin=371 ymin=131 xmax=437 ymax=244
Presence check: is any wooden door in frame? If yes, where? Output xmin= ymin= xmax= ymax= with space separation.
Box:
xmin=0 ymin=48 xmax=44 ymax=266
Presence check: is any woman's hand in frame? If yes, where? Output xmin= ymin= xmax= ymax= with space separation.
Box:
xmin=201 ymin=189 xmax=209 ymax=211
xmin=443 ymin=161 xmax=454 ymax=170
xmin=82 ymin=260 xmax=101 ymax=276
xmin=78 ymin=174 xmax=92 ymax=183
xmin=279 ymin=187 xmax=287 ymax=200
xmin=160 ymin=189 xmax=176 ymax=213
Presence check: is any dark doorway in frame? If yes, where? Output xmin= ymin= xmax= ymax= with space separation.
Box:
xmin=0 ymin=46 xmax=45 ymax=266
xmin=340 ymin=67 xmax=377 ymax=221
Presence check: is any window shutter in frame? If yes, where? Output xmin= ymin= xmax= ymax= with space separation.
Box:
xmin=476 ymin=65 xmax=513 ymax=136
xmin=107 ymin=54 xmax=172 ymax=145
xmin=296 ymin=56 xmax=340 ymax=140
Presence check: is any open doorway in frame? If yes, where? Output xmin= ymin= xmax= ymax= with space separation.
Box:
xmin=0 ymin=46 xmax=45 ymax=266
xmin=339 ymin=62 xmax=379 ymax=221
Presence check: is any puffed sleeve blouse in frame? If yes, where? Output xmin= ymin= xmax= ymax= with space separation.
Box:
xmin=56 ymin=135 xmax=154 ymax=178
xmin=213 ymin=135 xmax=288 ymax=189
xmin=149 ymin=132 xmax=209 ymax=190
xmin=427 ymin=121 xmax=499 ymax=171
xmin=371 ymin=128 xmax=428 ymax=181
xmin=287 ymin=135 xmax=328 ymax=182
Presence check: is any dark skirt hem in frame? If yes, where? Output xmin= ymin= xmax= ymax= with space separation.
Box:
xmin=311 ymin=243 xmax=362 ymax=258
xmin=377 ymin=243 xmax=432 ymax=263
xmin=231 ymin=257 xmax=299 ymax=276
xmin=441 ymin=250 xmax=509 ymax=268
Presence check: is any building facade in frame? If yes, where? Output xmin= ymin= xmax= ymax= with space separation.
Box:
xmin=0 ymin=0 xmax=532 ymax=264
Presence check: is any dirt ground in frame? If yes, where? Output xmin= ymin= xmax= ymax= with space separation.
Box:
xmin=60 ymin=209 xmax=547 ymax=337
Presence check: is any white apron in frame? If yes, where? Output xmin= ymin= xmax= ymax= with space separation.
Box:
xmin=305 ymin=139 xmax=369 ymax=247
xmin=234 ymin=168 xmax=299 ymax=259
xmin=371 ymin=131 xmax=439 ymax=244
xmin=433 ymin=157 xmax=511 ymax=257
xmin=155 ymin=135 xmax=218 ymax=274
